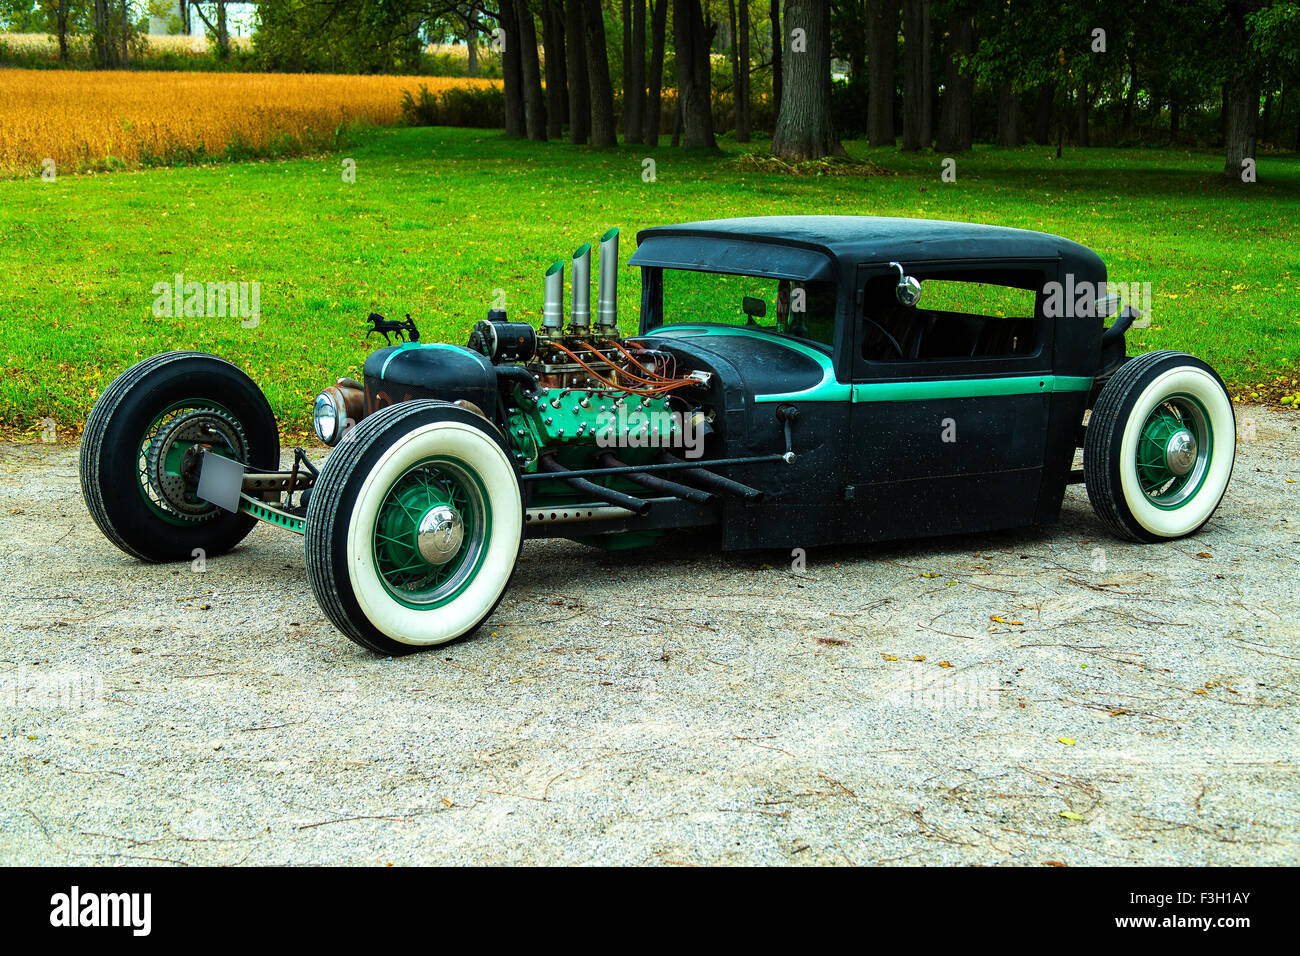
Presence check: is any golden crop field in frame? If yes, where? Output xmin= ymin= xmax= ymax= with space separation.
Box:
xmin=0 ymin=68 xmax=499 ymax=176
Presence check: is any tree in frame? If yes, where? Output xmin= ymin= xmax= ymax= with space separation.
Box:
xmin=737 ymin=0 xmax=753 ymax=140
xmin=935 ymin=8 xmax=973 ymax=151
xmin=626 ymin=0 xmax=647 ymax=144
xmin=190 ymin=1 xmax=230 ymax=60
xmin=498 ymin=0 xmax=526 ymax=135
xmin=542 ymin=0 xmax=568 ymax=139
xmin=866 ymin=0 xmax=897 ymax=146
xmin=565 ymin=0 xmax=590 ymax=143
xmin=1222 ymin=0 xmax=1264 ymax=176
xmin=770 ymin=0 xmax=783 ymax=115
xmin=465 ymin=5 xmax=480 ymax=76
xmin=901 ymin=0 xmax=931 ymax=149
xmin=643 ymin=0 xmax=667 ymax=144
xmin=728 ymin=0 xmax=753 ymax=141
xmin=583 ymin=0 xmax=617 ymax=145
xmin=674 ymin=0 xmax=718 ymax=147
xmin=515 ymin=0 xmax=547 ymax=140
xmin=771 ymin=0 xmax=844 ymax=160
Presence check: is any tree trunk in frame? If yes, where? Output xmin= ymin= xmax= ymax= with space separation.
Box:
xmin=770 ymin=0 xmax=843 ymax=161
xmin=770 ymin=0 xmax=782 ymax=118
xmin=500 ymin=1 xmax=526 ymax=136
xmin=736 ymin=0 xmax=751 ymax=141
xmin=584 ymin=0 xmax=618 ymax=146
xmin=728 ymin=0 xmax=741 ymax=137
xmin=1223 ymin=82 xmax=1258 ymax=176
xmin=1169 ymin=93 xmax=1181 ymax=141
xmin=56 ymin=4 xmax=69 ymax=62
xmin=517 ymin=1 xmax=548 ymax=141
xmin=466 ymin=9 xmax=479 ymax=76
xmin=1223 ymin=0 xmax=1257 ymax=177
xmin=901 ymin=0 xmax=930 ymax=150
xmin=934 ymin=12 xmax=972 ymax=152
xmin=121 ymin=0 xmax=129 ymax=65
xmin=673 ymin=0 xmax=718 ymax=148
xmin=643 ymin=0 xmax=667 ymax=145
xmin=1031 ymin=83 xmax=1053 ymax=143
xmin=627 ymin=0 xmax=647 ymax=144
xmin=566 ymin=0 xmax=591 ymax=143
xmin=866 ymin=0 xmax=898 ymax=147
xmin=1122 ymin=58 xmax=1137 ymax=129
xmin=622 ymin=0 xmax=634 ymax=140
xmin=1074 ymin=82 xmax=1090 ymax=147
xmin=217 ymin=0 xmax=228 ymax=59
xmin=996 ymin=89 xmax=1021 ymax=147
xmin=542 ymin=1 xmax=568 ymax=139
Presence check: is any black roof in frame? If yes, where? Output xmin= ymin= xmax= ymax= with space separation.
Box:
xmin=631 ymin=215 xmax=1106 ymax=282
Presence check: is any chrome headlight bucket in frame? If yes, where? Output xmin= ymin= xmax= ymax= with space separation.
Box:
xmin=313 ymin=390 xmax=343 ymax=446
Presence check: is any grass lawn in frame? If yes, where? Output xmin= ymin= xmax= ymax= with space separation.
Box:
xmin=1 ymin=126 xmax=1297 ymax=438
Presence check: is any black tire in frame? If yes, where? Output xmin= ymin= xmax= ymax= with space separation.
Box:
xmin=79 ymin=352 xmax=280 ymax=562
xmin=1084 ymin=350 xmax=1235 ymax=542
xmin=304 ymin=400 xmax=524 ymax=656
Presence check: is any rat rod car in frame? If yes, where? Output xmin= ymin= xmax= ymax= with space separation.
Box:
xmin=80 ymin=217 xmax=1235 ymax=655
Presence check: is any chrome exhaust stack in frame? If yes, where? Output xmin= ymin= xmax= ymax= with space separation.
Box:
xmin=570 ymin=242 xmax=592 ymax=331
xmin=596 ymin=227 xmax=619 ymax=334
xmin=542 ymin=259 xmax=564 ymax=331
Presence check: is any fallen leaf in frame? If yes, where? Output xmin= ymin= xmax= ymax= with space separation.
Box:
xmin=913 ymin=655 xmax=926 ymax=662
xmin=920 ymin=572 xmax=940 ymax=578
xmin=441 ymin=798 xmax=453 ymax=807
xmin=1059 ymin=811 xmax=1086 ymax=821
xmin=1057 ymin=736 xmax=1076 ymax=746
xmin=1109 ymin=709 xmax=1127 ymax=717
xmin=937 ymin=661 xmax=954 ymax=668
xmin=1196 ymin=552 xmax=1213 ymax=559
xmin=882 ymin=654 xmax=898 ymax=661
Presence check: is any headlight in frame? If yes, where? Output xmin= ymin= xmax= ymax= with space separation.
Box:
xmin=313 ymin=391 xmax=342 ymax=446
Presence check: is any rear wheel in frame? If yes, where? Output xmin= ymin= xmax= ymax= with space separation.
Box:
xmin=1084 ymin=350 xmax=1235 ymax=542
xmin=304 ymin=400 xmax=523 ymax=655
xmin=79 ymin=352 xmax=279 ymax=561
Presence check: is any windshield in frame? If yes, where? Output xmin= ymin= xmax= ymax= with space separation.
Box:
xmin=659 ymin=269 xmax=837 ymax=348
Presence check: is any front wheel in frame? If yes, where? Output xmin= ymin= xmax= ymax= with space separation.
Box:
xmin=1084 ymin=350 xmax=1235 ymax=542
xmin=304 ymin=400 xmax=523 ymax=655
xmin=79 ymin=351 xmax=280 ymax=562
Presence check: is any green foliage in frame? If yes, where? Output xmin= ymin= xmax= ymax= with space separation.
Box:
xmin=400 ymin=83 xmax=505 ymax=128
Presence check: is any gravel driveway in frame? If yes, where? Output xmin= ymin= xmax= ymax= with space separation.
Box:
xmin=2 ymin=406 xmax=1297 ymax=866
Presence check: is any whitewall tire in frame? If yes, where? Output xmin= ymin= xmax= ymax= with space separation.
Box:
xmin=305 ymin=401 xmax=523 ymax=655
xmin=1084 ymin=351 xmax=1235 ymax=542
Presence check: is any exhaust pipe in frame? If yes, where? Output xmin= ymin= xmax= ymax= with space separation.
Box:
xmin=542 ymin=259 xmax=564 ymax=331
xmin=656 ymin=452 xmax=765 ymax=501
xmin=538 ymin=454 xmax=650 ymax=515
xmin=571 ymin=243 xmax=591 ymax=331
xmin=596 ymin=227 xmax=618 ymax=333
xmin=596 ymin=452 xmax=714 ymax=504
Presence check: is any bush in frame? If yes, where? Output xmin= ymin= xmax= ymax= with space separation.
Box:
xmin=400 ymin=83 xmax=504 ymax=129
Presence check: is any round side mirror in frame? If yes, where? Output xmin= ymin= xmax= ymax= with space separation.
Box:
xmin=889 ymin=261 xmax=922 ymax=307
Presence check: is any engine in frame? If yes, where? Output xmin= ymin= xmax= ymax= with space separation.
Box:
xmin=464 ymin=227 xmax=712 ymax=473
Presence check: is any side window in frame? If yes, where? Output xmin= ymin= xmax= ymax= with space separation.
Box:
xmin=861 ymin=271 xmax=1043 ymax=362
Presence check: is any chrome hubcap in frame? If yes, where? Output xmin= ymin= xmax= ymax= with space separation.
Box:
xmin=1164 ymin=429 xmax=1197 ymax=476
xmin=416 ymin=505 xmax=464 ymax=565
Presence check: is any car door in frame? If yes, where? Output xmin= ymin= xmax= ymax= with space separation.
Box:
xmin=845 ymin=259 xmax=1061 ymax=542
